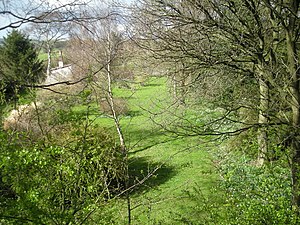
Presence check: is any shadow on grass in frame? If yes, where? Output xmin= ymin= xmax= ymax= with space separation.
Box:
xmin=143 ymin=83 xmax=162 ymax=87
xmin=126 ymin=127 xmax=170 ymax=154
xmin=128 ymin=156 xmax=176 ymax=194
xmin=129 ymin=138 xmax=176 ymax=155
xmin=126 ymin=110 xmax=142 ymax=117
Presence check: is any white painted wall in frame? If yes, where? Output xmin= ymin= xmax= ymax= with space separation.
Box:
xmin=44 ymin=65 xmax=73 ymax=84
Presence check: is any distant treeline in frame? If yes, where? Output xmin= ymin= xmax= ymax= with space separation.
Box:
xmin=31 ymin=40 xmax=68 ymax=52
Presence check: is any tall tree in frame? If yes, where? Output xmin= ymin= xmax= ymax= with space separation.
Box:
xmin=67 ymin=4 xmax=133 ymax=222
xmin=0 ymin=29 xmax=44 ymax=101
xmin=132 ymin=0 xmax=300 ymax=208
xmin=132 ymin=0 xmax=275 ymax=162
xmin=262 ymin=0 xmax=300 ymax=207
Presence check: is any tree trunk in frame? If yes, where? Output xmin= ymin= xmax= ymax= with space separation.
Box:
xmin=172 ymin=74 xmax=177 ymax=100
xmin=256 ymin=60 xmax=270 ymax=166
xmin=287 ymin=33 xmax=300 ymax=208
xmin=105 ymin=28 xmax=131 ymax=224
xmin=106 ymin=62 xmax=126 ymax=153
xmin=284 ymin=0 xmax=300 ymax=208
xmin=106 ymin=59 xmax=131 ymax=224
xmin=46 ymin=43 xmax=52 ymax=76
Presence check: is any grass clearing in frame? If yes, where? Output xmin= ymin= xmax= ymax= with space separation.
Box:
xmin=88 ymin=77 xmax=221 ymax=224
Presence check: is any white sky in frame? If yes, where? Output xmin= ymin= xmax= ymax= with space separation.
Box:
xmin=0 ymin=0 xmax=134 ymax=38
xmin=47 ymin=0 xmax=133 ymax=6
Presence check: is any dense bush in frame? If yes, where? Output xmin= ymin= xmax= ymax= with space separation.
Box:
xmin=0 ymin=123 xmax=126 ymax=224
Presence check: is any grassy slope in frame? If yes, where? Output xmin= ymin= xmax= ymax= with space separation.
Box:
xmin=92 ymin=77 xmax=220 ymax=224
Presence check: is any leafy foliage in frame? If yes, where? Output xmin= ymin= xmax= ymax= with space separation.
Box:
xmin=0 ymin=119 xmax=126 ymax=224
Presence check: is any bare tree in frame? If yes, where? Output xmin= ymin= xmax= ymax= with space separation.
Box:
xmin=66 ymin=3 xmax=134 ymax=223
xmin=26 ymin=11 xmax=71 ymax=75
xmin=0 ymin=0 xmax=85 ymax=31
xmin=132 ymin=0 xmax=300 ymax=208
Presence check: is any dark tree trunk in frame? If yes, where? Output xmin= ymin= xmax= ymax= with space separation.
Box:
xmin=285 ymin=0 xmax=300 ymax=208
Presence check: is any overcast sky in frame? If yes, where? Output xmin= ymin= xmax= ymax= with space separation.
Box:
xmin=0 ymin=0 xmax=134 ymax=38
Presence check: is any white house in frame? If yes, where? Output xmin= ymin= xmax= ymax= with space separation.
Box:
xmin=44 ymin=50 xmax=73 ymax=84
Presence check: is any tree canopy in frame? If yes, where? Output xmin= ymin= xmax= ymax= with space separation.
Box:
xmin=0 ymin=29 xmax=44 ymax=101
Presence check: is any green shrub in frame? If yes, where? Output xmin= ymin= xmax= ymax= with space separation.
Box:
xmin=0 ymin=124 xmax=126 ymax=224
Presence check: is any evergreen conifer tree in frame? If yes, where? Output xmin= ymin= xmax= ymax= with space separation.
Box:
xmin=0 ymin=30 xmax=44 ymax=101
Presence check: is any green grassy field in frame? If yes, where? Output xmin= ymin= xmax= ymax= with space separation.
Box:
xmin=38 ymin=52 xmax=48 ymax=61
xmin=38 ymin=50 xmax=61 ymax=66
xmin=88 ymin=77 xmax=221 ymax=224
